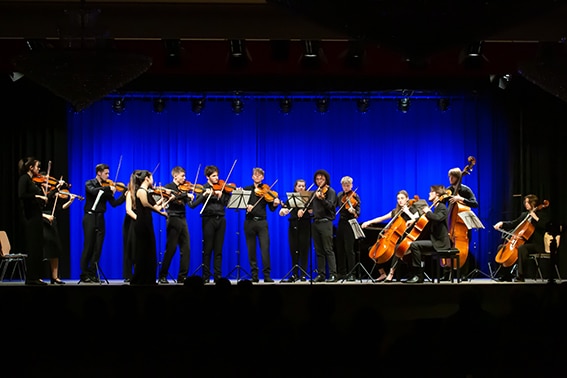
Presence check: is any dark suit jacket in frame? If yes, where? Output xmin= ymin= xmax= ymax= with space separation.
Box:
xmin=426 ymin=202 xmax=452 ymax=250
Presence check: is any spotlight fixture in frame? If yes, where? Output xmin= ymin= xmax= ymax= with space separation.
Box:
xmin=398 ymin=97 xmax=410 ymax=113
xmin=437 ymin=98 xmax=450 ymax=112
xmin=301 ymin=40 xmax=321 ymax=69
xmin=461 ymin=41 xmax=484 ymax=69
xmin=356 ymin=98 xmax=370 ymax=113
xmin=345 ymin=40 xmax=365 ymax=69
xmin=112 ymin=98 xmax=126 ymax=114
xmin=153 ymin=98 xmax=165 ymax=113
xmin=229 ymin=39 xmax=248 ymax=68
xmin=164 ymin=39 xmax=182 ymax=66
xmin=279 ymin=98 xmax=292 ymax=114
xmin=232 ymin=98 xmax=244 ymax=114
xmin=191 ymin=98 xmax=205 ymax=115
xmin=316 ymin=97 xmax=329 ymax=113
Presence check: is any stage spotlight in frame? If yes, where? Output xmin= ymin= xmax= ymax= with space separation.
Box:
xmin=398 ymin=97 xmax=410 ymax=113
xmin=192 ymin=98 xmax=205 ymax=115
xmin=357 ymin=98 xmax=370 ymax=113
xmin=316 ymin=97 xmax=329 ymax=113
xmin=112 ymin=98 xmax=126 ymax=114
xmin=301 ymin=40 xmax=321 ymax=69
xmin=437 ymin=98 xmax=450 ymax=112
xmin=153 ymin=98 xmax=165 ymax=113
xmin=345 ymin=40 xmax=365 ymax=69
xmin=229 ymin=39 xmax=248 ymax=68
xmin=279 ymin=98 xmax=292 ymax=114
xmin=232 ymin=98 xmax=244 ymax=114
xmin=164 ymin=39 xmax=182 ymax=66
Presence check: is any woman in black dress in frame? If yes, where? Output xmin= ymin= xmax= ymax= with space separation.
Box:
xmin=130 ymin=170 xmax=167 ymax=285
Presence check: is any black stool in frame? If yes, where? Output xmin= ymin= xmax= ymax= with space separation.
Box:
xmin=431 ymin=248 xmax=460 ymax=283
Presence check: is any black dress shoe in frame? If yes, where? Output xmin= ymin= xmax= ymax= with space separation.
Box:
xmin=158 ymin=277 xmax=169 ymax=284
xmin=251 ymin=277 xmax=259 ymax=283
xmin=514 ymin=275 xmax=525 ymax=282
xmin=405 ymin=275 xmax=424 ymax=284
xmin=50 ymin=278 xmax=65 ymax=285
xmin=264 ymin=277 xmax=274 ymax=283
xmin=300 ymin=276 xmax=307 ymax=282
xmin=313 ymin=275 xmax=325 ymax=283
xmin=496 ymin=275 xmax=512 ymax=282
xmin=346 ymin=275 xmax=355 ymax=282
xmin=283 ymin=275 xmax=297 ymax=283
xmin=326 ymin=275 xmax=338 ymax=283
xmin=25 ymin=279 xmax=48 ymax=286
xmin=202 ymin=278 xmax=210 ymax=284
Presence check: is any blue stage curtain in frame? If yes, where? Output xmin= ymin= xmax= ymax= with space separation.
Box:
xmin=67 ymin=94 xmax=509 ymax=280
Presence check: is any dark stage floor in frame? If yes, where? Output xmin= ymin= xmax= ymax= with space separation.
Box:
xmin=3 ymin=277 xmax=566 ymax=377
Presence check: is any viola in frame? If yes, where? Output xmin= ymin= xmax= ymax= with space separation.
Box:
xmin=368 ymin=195 xmax=419 ymax=264
xmin=255 ymin=183 xmax=279 ymax=202
xmin=395 ymin=191 xmax=451 ymax=258
xmin=495 ymin=200 xmax=550 ymax=267
xmin=101 ymin=179 xmax=127 ymax=192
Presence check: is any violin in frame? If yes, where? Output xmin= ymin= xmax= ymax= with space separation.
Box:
xmin=178 ymin=181 xmax=204 ymax=193
xmin=341 ymin=191 xmax=358 ymax=210
xmin=101 ymin=179 xmax=127 ymax=192
xmin=212 ymin=179 xmax=237 ymax=193
xmin=33 ymin=174 xmax=59 ymax=188
xmin=255 ymin=183 xmax=279 ymax=202
xmin=150 ymin=186 xmax=173 ymax=199
xmin=57 ymin=189 xmax=84 ymax=201
xmin=318 ymin=185 xmax=329 ymax=198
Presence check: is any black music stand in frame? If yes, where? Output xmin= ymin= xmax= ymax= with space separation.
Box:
xmin=456 ymin=211 xmax=491 ymax=281
xmin=342 ymin=219 xmax=376 ymax=283
xmin=280 ymin=192 xmax=311 ymax=283
xmin=226 ymin=189 xmax=251 ymax=281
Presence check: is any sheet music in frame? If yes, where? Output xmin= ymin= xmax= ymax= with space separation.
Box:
xmin=91 ymin=190 xmax=104 ymax=211
xmin=286 ymin=192 xmax=305 ymax=208
xmin=458 ymin=210 xmax=485 ymax=229
xmin=348 ymin=219 xmax=365 ymax=240
xmin=227 ymin=189 xmax=251 ymax=209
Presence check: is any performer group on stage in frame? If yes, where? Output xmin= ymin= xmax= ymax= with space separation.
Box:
xmin=17 ymin=156 xmax=552 ymax=285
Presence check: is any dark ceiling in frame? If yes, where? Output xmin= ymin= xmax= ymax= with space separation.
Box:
xmin=2 ymin=0 xmax=567 ymax=108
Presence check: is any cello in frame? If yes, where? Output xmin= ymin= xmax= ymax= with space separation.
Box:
xmin=396 ymin=190 xmax=451 ymax=258
xmin=443 ymin=156 xmax=476 ymax=268
xmin=494 ymin=200 xmax=550 ymax=267
xmin=368 ymin=195 xmax=419 ymax=264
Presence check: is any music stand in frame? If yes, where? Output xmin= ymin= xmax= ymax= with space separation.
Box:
xmin=342 ymin=219 xmax=376 ymax=283
xmin=226 ymin=190 xmax=252 ymax=281
xmin=456 ymin=211 xmax=491 ymax=280
xmin=280 ymin=192 xmax=312 ymax=283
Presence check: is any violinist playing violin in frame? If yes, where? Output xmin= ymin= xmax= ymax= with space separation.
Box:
xmin=243 ymin=167 xmax=280 ymax=283
xmin=190 ymin=165 xmax=231 ymax=283
xmin=41 ymin=173 xmax=75 ymax=284
xmin=79 ymin=163 xmax=126 ymax=283
xmin=17 ymin=157 xmax=49 ymax=285
xmin=405 ymin=185 xmax=452 ymax=283
xmin=157 ymin=166 xmax=196 ymax=284
xmin=310 ymin=169 xmax=339 ymax=283
xmin=493 ymin=194 xmax=549 ymax=282
xmin=335 ymin=176 xmax=361 ymax=281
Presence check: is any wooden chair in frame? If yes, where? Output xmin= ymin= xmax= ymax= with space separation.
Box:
xmin=0 ymin=230 xmax=28 ymax=281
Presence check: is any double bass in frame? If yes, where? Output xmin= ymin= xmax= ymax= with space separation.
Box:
xmin=494 ymin=200 xmax=550 ymax=267
xmin=443 ymin=156 xmax=476 ymax=268
xmin=368 ymin=195 xmax=419 ymax=264
xmin=396 ymin=190 xmax=451 ymax=258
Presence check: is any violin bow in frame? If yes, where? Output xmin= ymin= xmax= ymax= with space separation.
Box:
xmin=335 ymin=187 xmax=358 ymax=215
xmin=191 ymin=163 xmax=201 ymax=196
xmin=114 ymin=155 xmax=123 ymax=183
xmin=43 ymin=160 xmax=52 ymax=195
xmin=151 ymin=162 xmax=160 ymax=177
xmin=200 ymin=159 xmax=237 ymax=215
